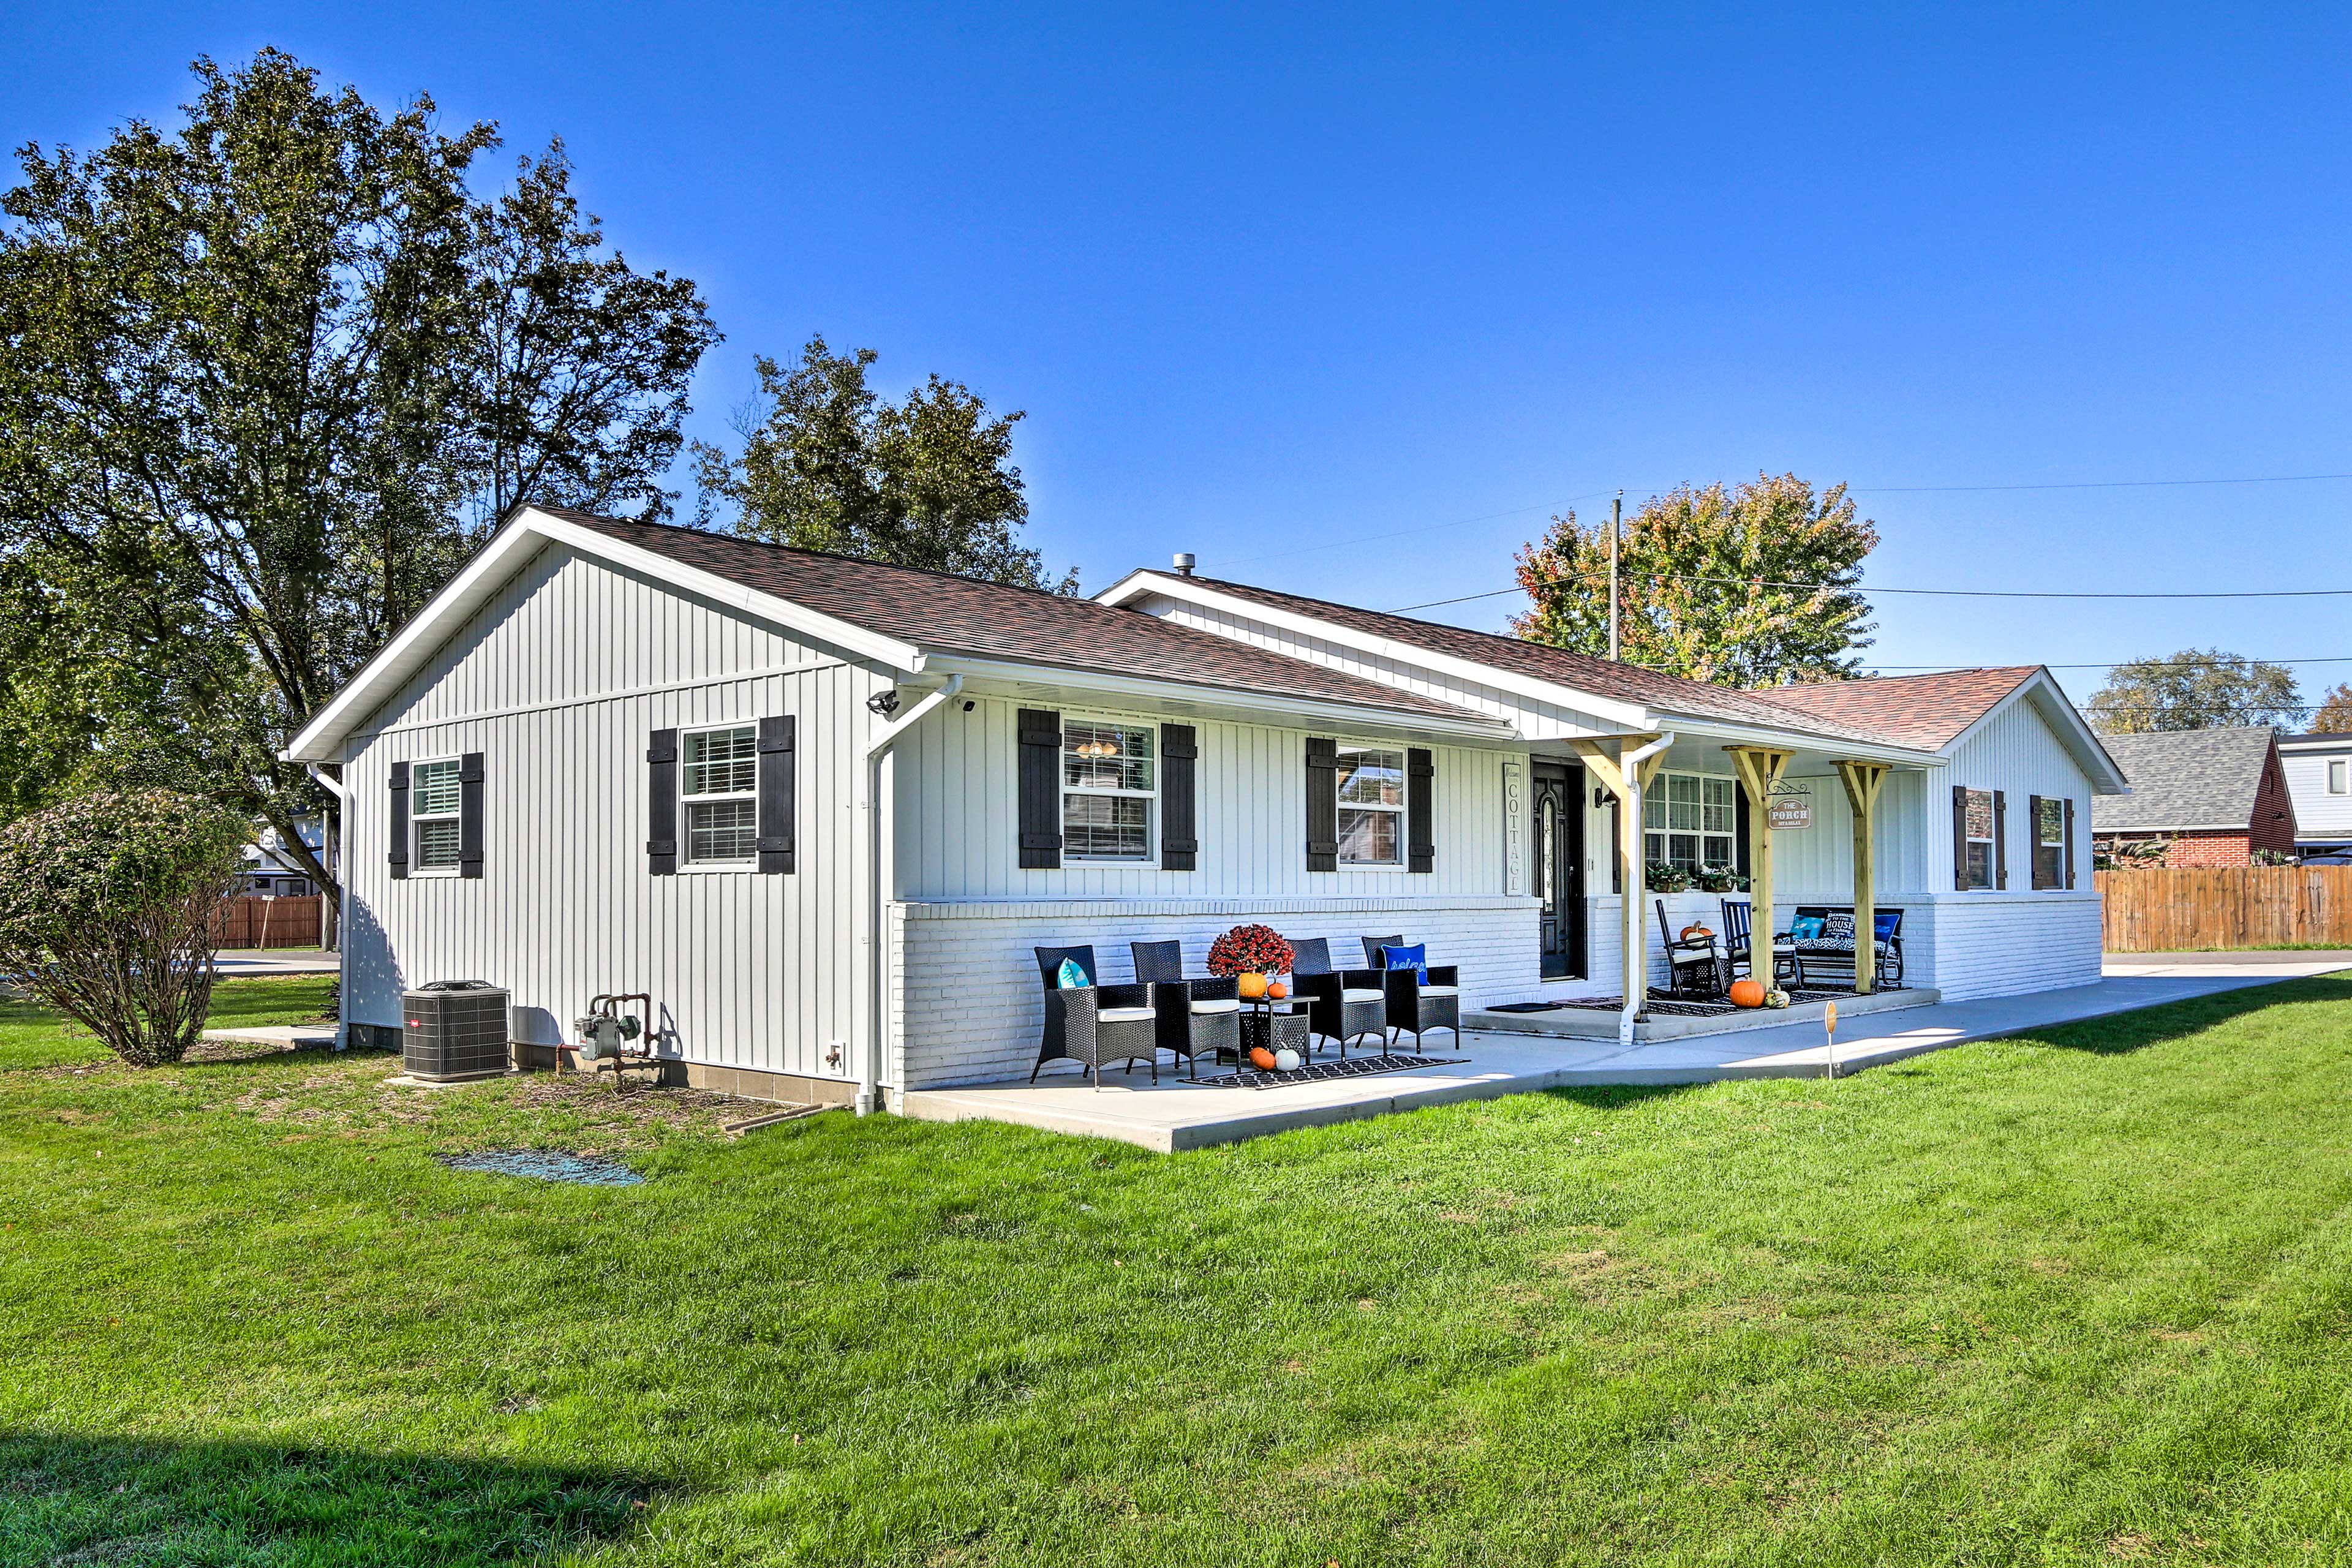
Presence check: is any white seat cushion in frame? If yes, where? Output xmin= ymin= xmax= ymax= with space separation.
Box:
xmin=1773 ymin=942 xmax=1796 ymax=954
xmin=1418 ymin=984 xmax=1459 ymax=998
xmin=1341 ymin=988 xmax=1384 ymax=1003
xmin=1188 ymin=997 xmax=1240 ymax=1014
xmin=1095 ymin=1006 xmax=1156 ymax=1023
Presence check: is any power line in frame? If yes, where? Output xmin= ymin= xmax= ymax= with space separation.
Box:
xmin=1391 ymin=568 xmax=2352 ymax=614
xmin=1863 ymin=655 xmax=2352 ymax=672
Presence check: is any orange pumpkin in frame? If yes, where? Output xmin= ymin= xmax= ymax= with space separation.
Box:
xmin=1237 ymin=971 xmax=1269 ymax=1000
xmin=1682 ymin=923 xmax=1714 ymax=944
xmin=1728 ymin=978 xmax=1766 ymax=1008
xmin=1266 ymin=979 xmax=1289 ymax=1000
xmin=1249 ymin=1046 xmax=1279 ymax=1071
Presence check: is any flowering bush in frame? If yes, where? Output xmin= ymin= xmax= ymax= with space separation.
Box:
xmin=1206 ymin=924 xmax=1294 ymax=977
xmin=0 ymin=790 xmax=249 ymax=1066
xmin=1644 ymin=861 xmax=1692 ymax=893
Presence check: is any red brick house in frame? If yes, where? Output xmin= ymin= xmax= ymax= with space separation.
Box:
xmin=2090 ymin=726 xmax=2298 ymax=867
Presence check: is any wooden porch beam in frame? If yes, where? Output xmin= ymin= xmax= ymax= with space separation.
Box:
xmin=1834 ymin=760 xmax=1893 ymax=995
xmin=1724 ymin=745 xmax=1795 ymax=985
xmin=1572 ymin=735 xmax=1665 ymax=1024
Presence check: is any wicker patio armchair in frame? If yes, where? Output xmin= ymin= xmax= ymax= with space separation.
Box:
xmin=1284 ymin=937 xmax=1384 ymax=1058
xmin=1358 ymin=935 xmax=1461 ymax=1052
xmin=1031 ymin=945 xmax=1159 ymax=1088
xmin=1130 ymin=940 xmax=1240 ymax=1076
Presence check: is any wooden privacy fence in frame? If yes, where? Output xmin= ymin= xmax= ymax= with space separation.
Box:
xmin=2096 ymin=868 xmax=2352 ymax=952
xmin=213 ymin=894 xmax=324 ymax=949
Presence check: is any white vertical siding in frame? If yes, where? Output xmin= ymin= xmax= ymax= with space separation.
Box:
xmin=341 ymin=545 xmax=890 ymax=1087
xmin=1942 ymin=694 xmax=2098 ymax=894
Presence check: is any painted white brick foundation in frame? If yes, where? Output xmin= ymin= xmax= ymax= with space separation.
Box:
xmin=891 ymin=896 xmax=1540 ymax=1091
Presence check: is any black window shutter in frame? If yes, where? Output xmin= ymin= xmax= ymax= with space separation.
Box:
xmin=1305 ymin=737 xmax=1338 ymax=872
xmin=1018 ymin=709 xmax=1062 ymax=869
xmin=1160 ymin=723 xmax=1198 ymax=871
xmin=388 ymin=761 xmax=410 ymax=880
xmin=459 ymin=752 xmax=486 ymax=880
xmin=2027 ymin=794 xmax=2046 ymax=888
xmin=1994 ymin=789 xmax=2009 ymax=889
xmin=647 ymin=728 xmax=679 ymax=876
xmin=1952 ymin=785 xmax=1968 ymax=891
xmin=1407 ymin=747 xmax=1436 ymax=873
xmin=1735 ymin=786 xmax=1752 ymax=881
xmin=2064 ymin=798 xmax=2077 ymax=889
xmin=758 ymin=715 xmax=796 ymax=875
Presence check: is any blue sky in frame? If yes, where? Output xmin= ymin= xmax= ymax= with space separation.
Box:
xmin=9 ymin=4 xmax=2351 ymax=710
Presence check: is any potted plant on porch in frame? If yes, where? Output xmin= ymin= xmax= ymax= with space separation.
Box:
xmin=1207 ymin=924 xmax=1295 ymax=998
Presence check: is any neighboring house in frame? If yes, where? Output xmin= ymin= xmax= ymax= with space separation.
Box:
xmin=2277 ymin=731 xmax=2352 ymax=864
xmin=2089 ymin=727 xmax=2298 ymax=867
xmin=284 ymin=505 xmax=2128 ymax=1107
xmin=241 ymin=814 xmax=325 ymax=895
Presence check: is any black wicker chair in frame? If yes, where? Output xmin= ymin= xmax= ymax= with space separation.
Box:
xmin=1284 ymin=936 xmax=1385 ymax=1058
xmin=1031 ymin=945 xmax=1159 ymax=1087
xmin=1359 ymin=936 xmax=1463 ymax=1051
xmin=1130 ymin=940 xmax=1240 ymax=1076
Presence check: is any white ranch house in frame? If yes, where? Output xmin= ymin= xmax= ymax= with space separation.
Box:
xmin=285 ymin=506 xmax=2128 ymax=1109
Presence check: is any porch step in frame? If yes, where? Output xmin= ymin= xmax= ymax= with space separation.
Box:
xmin=1466 ymin=986 xmax=1942 ymax=1043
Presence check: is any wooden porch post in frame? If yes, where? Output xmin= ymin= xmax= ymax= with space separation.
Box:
xmin=1572 ymin=734 xmax=1668 ymax=1028
xmin=1725 ymin=746 xmax=1795 ymax=982
xmin=1834 ymin=761 xmax=1893 ymax=995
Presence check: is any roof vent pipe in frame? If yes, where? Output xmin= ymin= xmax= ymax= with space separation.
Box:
xmin=1172 ymin=552 xmax=1195 ymax=576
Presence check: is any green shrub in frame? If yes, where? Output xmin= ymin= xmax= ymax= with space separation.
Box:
xmin=0 ymin=790 xmax=249 ymax=1065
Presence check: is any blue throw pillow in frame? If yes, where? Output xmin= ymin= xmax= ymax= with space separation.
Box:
xmin=1055 ymin=957 xmax=1090 ymax=990
xmin=1379 ymin=943 xmax=1428 ymax=982
xmin=1790 ymin=916 xmax=1826 ymax=942
xmin=1873 ymin=912 xmax=1900 ymax=942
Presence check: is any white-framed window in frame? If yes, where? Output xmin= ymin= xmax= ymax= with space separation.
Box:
xmin=1962 ymin=788 xmax=1996 ymax=889
xmin=2331 ymin=759 xmax=2348 ymax=795
xmin=2035 ymin=796 xmax=2067 ymax=889
xmin=1336 ymin=745 xmax=1406 ymax=865
xmin=410 ymin=758 xmax=463 ymax=873
xmin=1643 ymin=772 xmax=1737 ymax=873
xmin=1063 ymin=718 xmax=1155 ymax=862
xmin=682 ymin=724 xmax=760 ymax=866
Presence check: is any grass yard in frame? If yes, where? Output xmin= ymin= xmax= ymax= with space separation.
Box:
xmin=8 ymin=975 xmax=2352 ymax=1565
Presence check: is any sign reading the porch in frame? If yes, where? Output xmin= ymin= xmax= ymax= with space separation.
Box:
xmin=1767 ymin=780 xmax=1813 ymax=831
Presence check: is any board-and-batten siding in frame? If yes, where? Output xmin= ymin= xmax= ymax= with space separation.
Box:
xmin=1939 ymin=693 xmax=2097 ymax=893
xmin=891 ymin=695 xmax=1509 ymax=900
xmin=341 ymin=542 xmax=889 ymax=1085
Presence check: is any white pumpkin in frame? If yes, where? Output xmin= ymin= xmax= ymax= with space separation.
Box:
xmin=1273 ymin=1048 xmax=1302 ymax=1071
xmin=1763 ymin=989 xmax=1792 ymax=1010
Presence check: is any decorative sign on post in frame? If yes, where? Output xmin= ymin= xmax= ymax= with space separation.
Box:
xmin=1823 ymin=998 xmax=1838 ymax=1080
xmin=1767 ymin=780 xmax=1813 ymax=831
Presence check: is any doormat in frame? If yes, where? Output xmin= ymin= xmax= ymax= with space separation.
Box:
xmin=434 ymin=1149 xmax=646 ymax=1186
xmin=1485 ymin=1001 xmax=1570 ymax=1013
xmin=1550 ymin=989 xmax=1853 ymax=1019
xmin=1192 ymin=1053 xmax=1469 ymax=1091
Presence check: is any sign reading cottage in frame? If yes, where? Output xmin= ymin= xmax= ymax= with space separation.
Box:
xmin=284 ymin=506 xmax=2128 ymax=1109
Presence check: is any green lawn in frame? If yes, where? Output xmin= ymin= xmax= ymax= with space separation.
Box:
xmin=8 ymin=976 xmax=2352 ymax=1565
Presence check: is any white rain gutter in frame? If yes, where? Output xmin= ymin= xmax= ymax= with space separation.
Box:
xmin=858 ymin=674 xmax=963 ymax=1115
xmin=303 ymin=763 xmax=352 ymax=1050
xmin=1618 ymin=733 xmax=1675 ymax=1048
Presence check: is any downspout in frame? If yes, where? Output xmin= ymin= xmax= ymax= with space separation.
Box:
xmin=304 ymin=762 xmax=351 ymax=1051
xmin=1618 ymin=733 xmax=1675 ymax=1048
xmin=860 ymin=675 xmax=963 ymax=1115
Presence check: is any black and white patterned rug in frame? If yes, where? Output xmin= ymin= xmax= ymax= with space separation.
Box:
xmin=1543 ymin=988 xmax=1854 ymax=1018
xmin=1191 ymin=1052 xmax=1471 ymax=1091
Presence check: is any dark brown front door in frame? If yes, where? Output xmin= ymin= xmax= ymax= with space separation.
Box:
xmin=1533 ymin=761 xmax=1585 ymax=979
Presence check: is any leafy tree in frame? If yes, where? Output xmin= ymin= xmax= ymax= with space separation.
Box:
xmin=2085 ymin=650 xmax=2303 ymax=733
xmin=0 ymin=790 xmax=249 ymax=1066
xmin=695 ymin=335 xmax=1076 ymax=592
xmin=0 ymin=50 xmax=718 ymax=889
xmin=2308 ymin=682 xmax=2352 ymax=734
xmin=1511 ymin=474 xmax=1877 ymax=686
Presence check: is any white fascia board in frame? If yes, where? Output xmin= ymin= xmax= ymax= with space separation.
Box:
xmin=1098 ymin=571 xmax=1659 ymax=731
xmin=1648 ymin=714 xmax=1943 ymax=768
xmin=284 ymin=507 xmax=924 ymax=761
xmin=922 ymin=654 xmax=1521 ymax=744
xmin=1942 ymin=670 xmax=2131 ymax=794
xmin=2091 ymin=821 xmax=2245 ymax=834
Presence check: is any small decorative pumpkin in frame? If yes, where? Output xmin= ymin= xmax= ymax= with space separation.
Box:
xmin=1763 ymin=989 xmax=1791 ymax=1010
xmin=1266 ymin=979 xmax=1288 ymax=1000
xmin=1249 ymin=1046 xmax=1279 ymax=1071
xmin=1682 ymin=923 xmax=1714 ymax=944
xmin=1237 ymin=971 xmax=1269 ymax=1000
xmin=1728 ymin=978 xmax=1766 ymax=1009
xmin=1274 ymin=1048 xmax=1302 ymax=1071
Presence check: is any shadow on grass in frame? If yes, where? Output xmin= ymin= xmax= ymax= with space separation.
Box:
xmin=2029 ymin=973 xmax=2352 ymax=1057
xmin=0 ymin=1430 xmax=667 ymax=1567
xmin=1536 ymin=1081 xmax=1698 ymax=1113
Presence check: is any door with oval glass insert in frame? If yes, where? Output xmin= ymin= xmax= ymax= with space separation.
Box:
xmin=1532 ymin=761 xmax=1586 ymax=978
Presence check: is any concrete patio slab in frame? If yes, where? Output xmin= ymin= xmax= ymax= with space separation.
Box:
xmin=897 ymin=954 xmax=2352 ymax=1152
xmin=1468 ymin=984 xmax=1939 ymax=1042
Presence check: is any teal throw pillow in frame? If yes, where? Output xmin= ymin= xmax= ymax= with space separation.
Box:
xmin=1056 ymin=957 xmax=1091 ymax=989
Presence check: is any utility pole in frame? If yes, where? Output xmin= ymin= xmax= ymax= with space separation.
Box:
xmin=1608 ymin=491 xmax=1623 ymax=662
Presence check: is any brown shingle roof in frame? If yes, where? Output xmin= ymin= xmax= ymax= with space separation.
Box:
xmin=1762 ymin=667 xmax=2041 ymax=751
xmin=1159 ymin=575 xmax=1913 ymax=747
xmin=541 ymin=510 xmax=1490 ymax=725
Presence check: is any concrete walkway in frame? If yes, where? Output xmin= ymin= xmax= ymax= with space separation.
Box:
xmin=214 ymin=949 xmax=341 ymax=976
xmin=899 ymin=953 xmax=2352 ymax=1152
